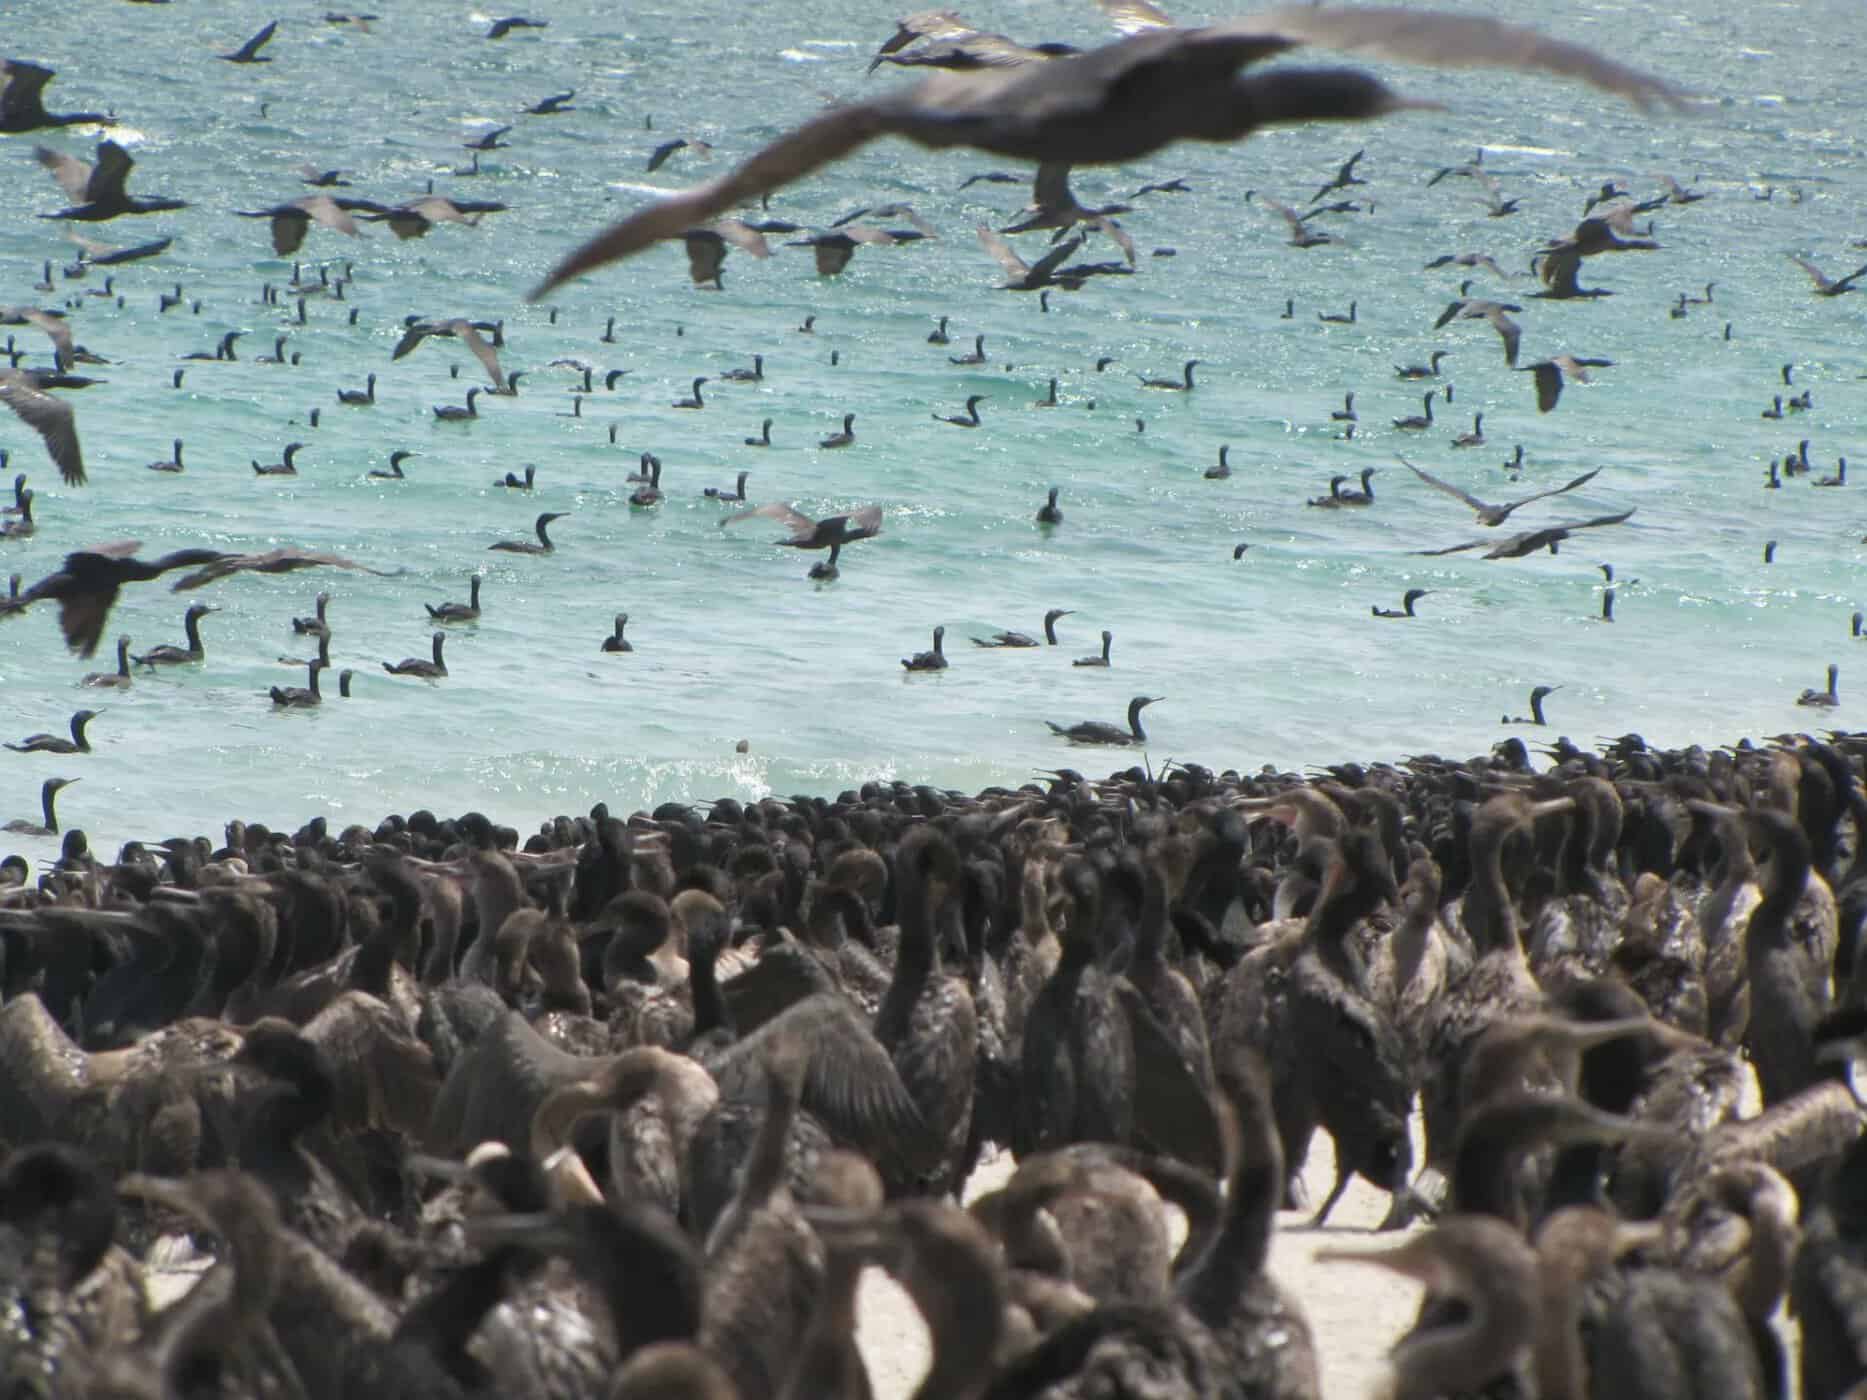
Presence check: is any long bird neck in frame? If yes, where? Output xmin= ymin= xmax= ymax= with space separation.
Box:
xmin=1177 ymin=1083 xmax=1280 ymax=1323
xmin=183 ymin=612 xmax=204 ymax=649
xmin=686 ymin=931 xmax=731 ymax=1039
xmin=875 ymin=863 xmax=937 ymax=1050
xmin=1132 ymin=857 xmax=1170 ymax=972
xmin=1465 ymin=821 xmax=1527 ymax=958
xmin=1750 ymin=819 xmax=1812 ymax=954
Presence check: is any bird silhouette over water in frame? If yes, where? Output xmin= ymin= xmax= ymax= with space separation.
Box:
xmin=0 ymin=60 xmax=108 ymax=133
xmin=35 ymin=141 xmax=187 ymax=220
xmin=219 ymin=20 xmax=279 ymax=63
xmin=1402 ymin=459 xmax=1602 ymax=526
xmin=0 ymin=370 xmax=84 ymax=485
xmin=1373 ymin=588 xmax=1431 ymax=618
xmin=722 ymin=502 xmax=882 ymax=552
xmin=531 ymin=8 xmax=1684 ymax=297
xmin=1418 ymin=507 xmax=1635 ymax=559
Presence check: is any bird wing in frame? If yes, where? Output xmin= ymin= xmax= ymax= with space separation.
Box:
xmin=531 ymin=104 xmax=889 ymax=298
xmin=1097 ymin=0 xmax=1177 ymax=35
xmin=1545 ymin=507 xmax=1635 ymax=535
xmin=1261 ymin=196 xmax=1305 ymax=232
xmin=976 ymin=224 xmax=1032 ymax=279
xmin=869 ymin=9 xmax=973 ymax=71
xmin=0 ymin=371 xmax=83 ymax=486
xmin=1511 ymin=466 xmax=1603 ymax=509
xmin=646 ymin=138 xmax=686 ymax=172
xmin=722 ymin=502 xmax=816 ymax=536
xmin=35 ymin=145 xmax=92 ymax=201
xmin=681 ymin=231 xmax=728 ymax=284
xmin=231 ymin=20 xmax=279 ymax=59
xmin=390 ymin=322 xmax=433 ymax=360
xmin=873 ymin=201 xmax=939 ymax=237
xmin=1413 ymin=536 xmax=1486 ymax=557
xmin=1539 ymin=241 xmax=1583 ymax=295
xmin=1525 ymin=360 xmax=1564 ymax=411
xmin=172 ymin=549 xmax=402 ymax=590
xmin=842 ymin=504 xmax=885 ymax=538
xmin=1025 ymin=232 xmax=1086 ymax=282
xmin=1 ymin=60 xmax=56 ymax=126
xmin=1402 ymin=459 xmax=1492 ymax=514
xmin=1484 ymin=306 xmax=1522 ymax=366
xmin=1031 ymin=158 xmax=1076 ymax=215
xmin=403 ymin=195 xmax=473 ymax=225
xmin=1788 ymin=254 xmax=1831 ymax=290
xmin=298 ymin=194 xmax=360 ymax=237
xmin=455 ymin=323 xmax=508 ymax=391
xmin=1431 ymin=297 xmax=1468 ymax=329
xmin=710 ymin=218 xmax=772 ymax=257
xmin=1202 ymin=6 xmax=1688 ymax=110
xmin=85 ymin=141 xmax=134 ymax=205
xmin=842 ymin=223 xmax=898 ymax=245
xmin=1086 ymin=214 xmax=1136 ymax=265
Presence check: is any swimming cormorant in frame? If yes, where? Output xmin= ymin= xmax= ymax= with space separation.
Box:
xmin=252 ymin=442 xmax=304 ymax=476
xmin=1139 ymin=359 xmax=1199 ymax=390
xmin=337 ymin=373 xmax=376 ymax=406
xmin=490 ymin=511 xmax=568 ymax=554
xmin=950 ymin=334 xmax=988 ymax=365
xmin=131 ymin=602 xmax=218 ymax=666
xmin=819 ymin=413 xmax=855 ymax=448
xmin=82 ymin=635 xmax=132 ymax=687
xmin=745 ymin=419 xmax=773 ymax=447
xmin=602 ymin=614 xmax=634 ymax=652
xmin=935 ymin=394 xmax=989 ymax=427
xmin=1799 ymin=663 xmax=1840 ymax=707
xmin=720 ymin=354 xmax=764 ymax=382
xmin=1073 ymin=630 xmax=1114 ymax=667
xmin=1205 ymin=445 xmax=1233 ymax=479
xmin=928 ymin=315 xmax=950 ymax=344
xmin=371 ymin=449 xmax=414 ymax=480
xmin=6 ymin=707 xmax=98 ymax=754
xmin=1373 ymin=588 xmax=1431 ymax=618
xmin=271 ymin=663 xmax=325 ymax=706
xmin=974 ymin=608 xmax=1072 ymax=648
xmin=1503 ymin=684 xmax=1560 ymax=725
xmin=902 ymin=625 xmax=948 ymax=671
xmin=383 ymin=631 xmax=448 ymax=679
xmin=673 ymin=377 xmax=708 ymax=409
xmin=5 ymin=775 xmax=76 ymax=836
xmin=1048 ymin=695 xmax=1159 ymax=745
xmin=1393 ymin=392 xmax=1435 ymax=429
xmin=433 ymin=387 xmax=481 ymax=421
xmin=427 ymin=575 xmax=482 ymax=623
xmin=704 ymin=471 xmax=750 ymax=501
xmin=146 ymin=439 xmax=183 ymax=472
xmin=1036 ymin=486 xmax=1063 ymax=525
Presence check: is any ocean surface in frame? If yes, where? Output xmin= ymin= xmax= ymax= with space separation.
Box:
xmin=2 ymin=0 xmax=1863 ymax=857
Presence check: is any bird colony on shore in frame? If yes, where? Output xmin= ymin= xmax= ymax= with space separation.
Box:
xmin=5 ymin=3 xmax=1867 ymax=1398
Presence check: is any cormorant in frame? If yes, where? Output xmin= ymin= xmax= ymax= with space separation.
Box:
xmin=426 ymin=576 xmax=482 ymax=623
xmin=1047 ymin=695 xmax=1160 ymax=745
xmin=490 ymin=512 xmax=567 ymax=554
xmin=974 ymin=608 xmax=1072 ymax=648
xmin=383 ymin=631 xmax=448 ymax=679
xmin=1073 ymin=630 xmax=1114 ymax=667
xmin=131 ymin=603 xmax=218 ymax=666
xmin=6 ymin=708 xmax=97 ymax=754
xmin=1373 ymin=588 xmax=1431 ymax=618
xmin=602 ymin=614 xmax=634 ymax=652
xmin=1036 ymin=486 xmax=1063 ymax=525
xmin=902 ymin=626 xmax=948 ymax=671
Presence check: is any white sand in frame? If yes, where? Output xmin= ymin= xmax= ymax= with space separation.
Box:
xmin=856 ymin=1127 xmax=1426 ymax=1400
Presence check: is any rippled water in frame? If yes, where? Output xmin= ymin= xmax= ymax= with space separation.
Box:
xmin=2 ymin=0 xmax=1863 ymax=855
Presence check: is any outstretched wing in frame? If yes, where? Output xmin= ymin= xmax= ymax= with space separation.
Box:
xmin=1201 ymin=6 xmax=1689 ymax=111
xmin=722 ymin=501 xmax=816 ymax=536
xmin=0 ymin=371 xmax=83 ymax=485
xmin=532 ymin=105 xmax=890 ymax=298
xmin=1402 ymin=459 xmax=1491 ymax=514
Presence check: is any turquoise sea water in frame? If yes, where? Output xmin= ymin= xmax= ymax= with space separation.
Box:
xmin=2 ymin=0 xmax=1863 ymax=857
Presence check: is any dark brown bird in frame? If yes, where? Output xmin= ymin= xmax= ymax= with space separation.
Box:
xmin=1520 ymin=354 xmax=1614 ymax=412
xmin=1417 ymin=507 xmax=1635 ymax=559
xmin=34 ymin=140 xmax=187 ymax=220
xmin=235 ymin=195 xmax=362 ymax=255
xmin=1402 ymin=459 xmax=1603 ymax=526
xmin=1790 ymin=255 xmax=1867 ymax=297
xmin=1 ymin=60 xmax=109 ymax=133
xmin=219 ymin=20 xmax=279 ymax=62
xmin=531 ymin=7 xmax=1684 ymax=297
xmin=0 ymin=370 xmax=83 ymax=485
